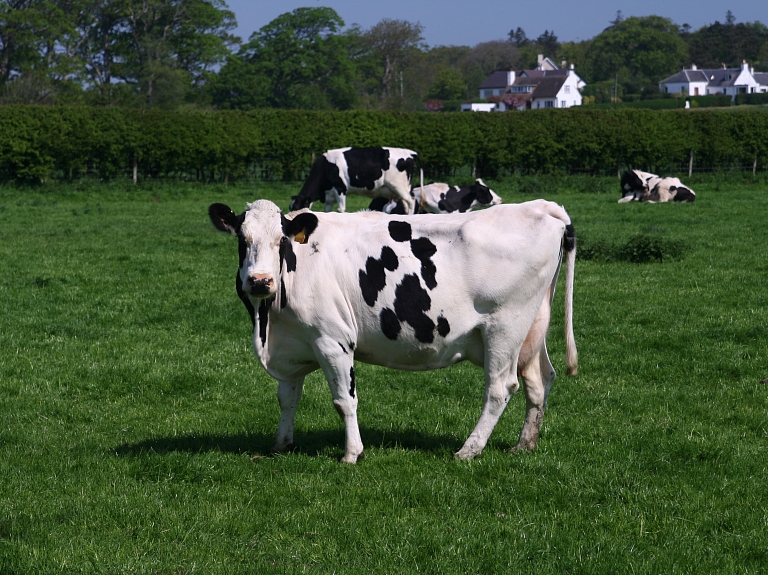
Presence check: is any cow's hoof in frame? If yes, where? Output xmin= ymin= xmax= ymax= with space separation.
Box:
xmin=454 ymin=448 xmax=480 ymax=461
xmin=511 ymin=441 xmax=536 ymax=452
xmin=270 ymin=443 xmax=295 ymax=455
xmin=340 ymin=451 xmax=363 ymax=464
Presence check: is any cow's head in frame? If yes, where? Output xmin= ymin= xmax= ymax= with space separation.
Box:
xmin=209 ymin=201 xmax=318 ymax=300
xmin=289 ymin=195 xmax=312 ymax=212
xmin=471 ymin=179 xmax=503 ymax=206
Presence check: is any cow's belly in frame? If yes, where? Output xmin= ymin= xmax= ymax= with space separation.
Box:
xmin=354 ymin=328 xmax=484 ymax=370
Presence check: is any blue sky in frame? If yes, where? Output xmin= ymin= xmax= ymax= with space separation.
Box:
xmin=225 ymin=1 xmax=765 ymax=47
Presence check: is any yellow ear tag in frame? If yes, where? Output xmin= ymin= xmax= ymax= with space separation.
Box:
xmin=294 ymin=229 xmax=307 ymax=244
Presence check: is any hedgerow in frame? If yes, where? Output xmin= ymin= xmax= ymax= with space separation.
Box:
xmin=1 ymin=105 xmax=767 ymax=182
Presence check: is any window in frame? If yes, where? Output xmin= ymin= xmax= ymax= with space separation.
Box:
xmin=564 ymin=85 xmax=570 ymax=94
xmin=545 ymin=100 xmax=553 ymax=108
xmin=561 ymin=100 xmax=566 ymax=108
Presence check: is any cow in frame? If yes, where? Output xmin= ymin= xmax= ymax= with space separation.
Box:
xmin=646 ymin=177 xmax=696 ymax=203
xmin=289 ymin=147 xmax=423 ymax=214
xmin=368 ymin=179 xmax=502 ymax=215
xmin=208 ymin=199 xmax=577 ymax=463
xmin=619 ymin=170 xmax=663 ymax=203
xmin=417 ymin=179 xmax=502 ymax=214
xmin=619 ymin=170 xmax=695 ymax=203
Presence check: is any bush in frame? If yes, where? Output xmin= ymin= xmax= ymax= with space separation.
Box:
xmin=734 ymin=92 xmax=768 ymax=106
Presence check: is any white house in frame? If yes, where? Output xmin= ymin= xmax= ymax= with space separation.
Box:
xmin=659 ymin=61 xmax=768 ymax=100
xmin=469 ymin=55 xmax=585 ymax=111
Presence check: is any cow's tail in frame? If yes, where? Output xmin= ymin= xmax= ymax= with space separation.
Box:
xmin=563 ymin=222 xmax=578 ymax=376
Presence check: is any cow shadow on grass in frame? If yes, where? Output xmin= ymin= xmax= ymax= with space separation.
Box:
xmin=112 ymin=427 xmax=489 ymax=460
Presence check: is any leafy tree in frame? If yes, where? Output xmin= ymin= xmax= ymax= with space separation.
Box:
xmin=356 ymin=18 xmax=424 ymax=105
xmin=212 ymin=7 xmax=355 ymax=110
xmin=686 ymin=20 xmax=768 ymax=68
xmin=427 ymin=68 xmax=465 ymax=100
xmin=586 ymin=15 xmax=688 ymax=84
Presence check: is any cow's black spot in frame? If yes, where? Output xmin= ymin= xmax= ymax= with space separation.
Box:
xmin=279 ymin=236 xmax=297 ymax=272
xmin=674 ymin=187 xmax=695 ymax=202
xmin=345 ymin=147 xmax=390 ymax=190
xmin=395 ymin=156 xmax=415 ymax=180
xmin=388 ymin=221 xmax=412 ymax=242
xmin=359 ymin=246 xmax=399 ymax=306
xmin=437 ymin=315 xmax=450 ymax=337
xmin=257 ymin=298 xmax=273 ymax=346
xmin=380 ymin=307 xmax=401 ymax=340
xmin=349 ymin=366 xmax=356 ymax=398
xmin=393 ymin=274 xmax=435 ymax=343
xmin=236 ymin=270 xmax=256 ymax=327
xmin=410 ymin=237 xmax=438 ymax=289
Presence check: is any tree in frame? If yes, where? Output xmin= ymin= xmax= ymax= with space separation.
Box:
xmin=686 ymin=20 xmax=768 ymax=68
xmin=357 ymin=18 xmax=424 ymax=105
xmin=508 ymin=27 xmax=529 ymax=48
xmin=213 ymin=7 xmax=355 ymax=110
xmin=586 ymin=15 xmax=688 ymax=84
xmin=536 ymin=30 xmax=559 ymax=56
xmin=427 ymin=68 xmax=465 ymax=100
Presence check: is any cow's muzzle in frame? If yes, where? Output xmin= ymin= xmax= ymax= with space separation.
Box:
xmin=245 ymin=275 xmax=275 ymax=296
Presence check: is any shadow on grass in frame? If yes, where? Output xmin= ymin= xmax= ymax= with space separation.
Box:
xmin=112 ymin=427 xmax=480 ymax=459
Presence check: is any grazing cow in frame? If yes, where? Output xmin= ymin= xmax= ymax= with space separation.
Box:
xmin=368 ymin=179 xmax=502 ymax=215
xmin=289 ymin=147 xmax=423 ymax=214
xmin=647 ymin=177 xmax=696 ymax=203
xmin=208 ymin=199 xmax=578 ymax=463
xmin=619 ymin=170 xmax=663 ymax=203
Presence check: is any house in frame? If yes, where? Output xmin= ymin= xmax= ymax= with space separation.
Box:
xmin=465 ymin=55 xmax=585 ymax=111
xmin=659 ymin=61 xmax=768 ymax=100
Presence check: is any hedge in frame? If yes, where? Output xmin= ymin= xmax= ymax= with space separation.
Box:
xmin=1 ymin=105 xmax=767 ymax=182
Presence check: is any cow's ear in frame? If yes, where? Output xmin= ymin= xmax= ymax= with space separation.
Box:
xmin=282 ymin=212 xmax=318 ymax=245
xmin=209 ymin=203 xmax=242 ymax=235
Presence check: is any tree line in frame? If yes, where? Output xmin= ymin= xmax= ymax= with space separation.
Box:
xmin=1 ymin=2 xmax=766 ymax=110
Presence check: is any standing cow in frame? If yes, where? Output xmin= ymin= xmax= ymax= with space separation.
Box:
xmin=209 ymin=199 xmax=577 ymax=463
xmin=290 ymin=147 xmax=423 ymax=214
xmin=368 ymin=179 xmax=502 ymax=215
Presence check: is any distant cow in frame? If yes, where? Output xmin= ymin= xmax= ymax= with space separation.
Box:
xmin=619 ymin=170 xmax=663 ymax=203
xmin=368 ymin=179 xmax=502 ymax=215
xmin=289 ymin=147 xmax=423 ymax=214
xmin=619 ymin=170 xmax=695 ymax=203
xmin=209 ymin=199 xmax=577 ymax=463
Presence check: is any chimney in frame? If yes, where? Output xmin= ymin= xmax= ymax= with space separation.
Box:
xmin=691 ymin=64 xmax=697 ymax=70
xmin=742 ymin=60 xmax=749 ymax=71
xmin=507 ymin=70 xmax=516 ymax=86
xmin=537 ymin=54 xmax=544 ymax=69
xmin=569 ymin=63 xmax=575 ymax=75
xmin=561 ymin=60 xmax=567 ymax=68
xmin=722 ymin=63 xmax=726 ymax=69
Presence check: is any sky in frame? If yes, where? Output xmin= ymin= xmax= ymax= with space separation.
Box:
xmin=224 ymin=1 xmax=765 ymax=47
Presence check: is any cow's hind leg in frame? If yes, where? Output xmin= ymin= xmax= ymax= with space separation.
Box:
xmin=314 ymin=339 xmax=363 ymax=464
xmin=455 ymin=354 xmax=519 ymax=461
xmin=272 ymin=377 xmax=305 ymax=454
xmin=514 ymin=292 xmax=556 ymax=452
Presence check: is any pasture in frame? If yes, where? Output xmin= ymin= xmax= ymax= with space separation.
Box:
xmin=1 ymin=176 xmax=766 ymax=573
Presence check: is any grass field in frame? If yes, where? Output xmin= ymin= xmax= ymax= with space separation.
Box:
xmin=1 ymin=176 xmax=767 ymax=573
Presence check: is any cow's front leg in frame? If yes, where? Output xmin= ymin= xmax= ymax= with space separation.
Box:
xmin=315 ymin=340 xmax=362 ymax=463
xmin=456 ymin=361 xmax=519 ymax=461
xmin=272 ymin=378 xmax=305 ymax=454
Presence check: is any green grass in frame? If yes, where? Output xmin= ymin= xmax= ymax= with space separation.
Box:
xmin=1 ymin=177 xmax=767 ymax=573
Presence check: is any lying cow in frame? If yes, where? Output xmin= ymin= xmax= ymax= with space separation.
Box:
xmin=646 ymin=177 xmax=696 ymax=203
xmin=209 ymin=198 xmax=577 ymax=463
xmin=289 ymin=146 xmax=423 ymax=214
xmin=619 ymin=170 xmax=662 ymax=203
xmin=619 ymin=170 xmax=695 ymax=203
xmin=368 ymin=179 xmax=502 ymax=215
xmin=418 ymin=179 xmax=502 ymax=214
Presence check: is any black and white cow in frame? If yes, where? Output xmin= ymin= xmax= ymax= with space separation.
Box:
xmin=647 ymin=177 xmax=696 ymax=203
xmin=209 ymin=199 xmax=578 ymax=463
xmin=619 ymin=170 xmax=663 ymax=203
xmin=368 ymin=179 xmax=502 ymax=215
xmin=289 ymin=147 xmax=423 ymax=214
xmin=619 ymin=170 xmax=695 ymax=203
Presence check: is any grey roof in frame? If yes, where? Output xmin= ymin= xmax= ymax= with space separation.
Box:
xmin=508 ymin=76 xmax=566 ymax=99
xmin=660 ymin=67 xmax=762 ymax=88
xmin=660 ymin=69 xmax=709 ymax=84
xmin=519 ymin=69 xmax=569 ymax=78
xmin=479 ymin=71 xmax=511 ymax=89
xmin=753 ymin=73 xmax=768 ymax=86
